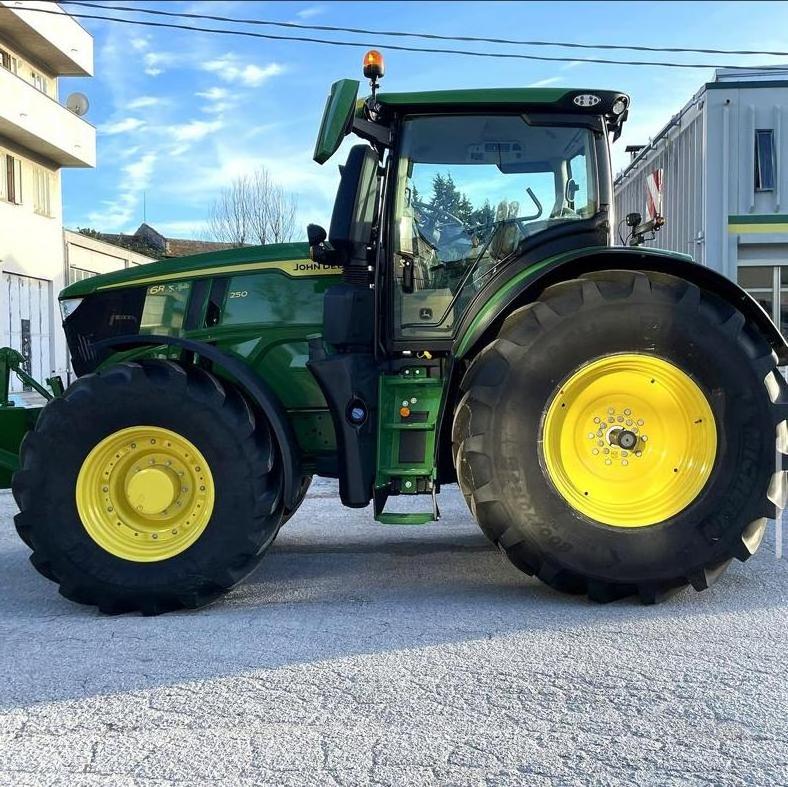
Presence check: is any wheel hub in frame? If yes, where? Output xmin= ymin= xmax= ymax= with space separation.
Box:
xmin=76 ymin=426 xmax=215 ymax=562
xmin=126 ymin=466 xmax=180 ymax=515
xmin=541 ymin=354 xmax=717 ymax=527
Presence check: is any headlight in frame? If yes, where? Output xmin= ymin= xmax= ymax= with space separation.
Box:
xmin=59 ymin=297 xmax=84 ymax=321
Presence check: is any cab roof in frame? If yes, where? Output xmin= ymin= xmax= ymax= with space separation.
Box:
xmin=375 ymin=87 xmax=628 ymax=116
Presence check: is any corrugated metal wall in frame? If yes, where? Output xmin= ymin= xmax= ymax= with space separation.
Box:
xmin=2 ymin=272 xmax=52 ymax=393
xmin=614 ymin=105 xmax=706 ymax=265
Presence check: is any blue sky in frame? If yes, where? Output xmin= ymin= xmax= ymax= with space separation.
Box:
xmin=58 ymin=0 xmax=788 ymax=240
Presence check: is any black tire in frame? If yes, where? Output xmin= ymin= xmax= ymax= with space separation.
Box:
xmin=280 ymin=476 xmax=313 ymax=527
xmin=453 ymin=270 xmax=787 ymax=603
xmin=13 ymin=360 xmax=284 ymax=614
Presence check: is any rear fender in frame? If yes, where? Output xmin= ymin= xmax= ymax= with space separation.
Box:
xmin=454 ymin=247 xmax=788 ymax=364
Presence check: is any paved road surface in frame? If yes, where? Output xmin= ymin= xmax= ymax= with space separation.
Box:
xmin=0 ymin=482 xmax=786 ymax=786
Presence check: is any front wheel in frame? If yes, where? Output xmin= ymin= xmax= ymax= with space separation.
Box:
xmin=453 ymin=270 xmax=786 ymax=603
xmin=13 ymin=360 xmax=285 ymax=614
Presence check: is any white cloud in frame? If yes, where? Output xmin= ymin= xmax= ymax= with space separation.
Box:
xmin=196 ymin=87 xmax=229 ymax=101
xmin=127 ymin=96 xmax=162 ymax=110
xmin=124 ymin=153 xmax=157 ymax=185
xmin=143 ymin=52 xmax=176 ymax=77
xmin=130 ymin=37 xmax=150 ymax=52
xmin=100 ymin=117 xmax=146 ymax=135
xmin=201 ymin=56 xmax=284 ymax=87
xmin=296 ymin=5 xmax=325 ymax=18
xmin=86 ymin=153 xmax=157 ymax=230
xmin=195 ymin=86 xmax=234 ymax=114
xmin=171 ymin=119 xmax=224 ymax=143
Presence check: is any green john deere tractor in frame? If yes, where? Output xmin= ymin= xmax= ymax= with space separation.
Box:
xmin=2 ymin=54 xmax=786 ymax=613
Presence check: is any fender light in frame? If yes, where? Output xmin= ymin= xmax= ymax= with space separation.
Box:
xmin=59 ymin=297 xmax=84 ymax=321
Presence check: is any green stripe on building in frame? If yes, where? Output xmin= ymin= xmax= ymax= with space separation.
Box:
xmin=728 ymin=214 xmax=788 ymax=233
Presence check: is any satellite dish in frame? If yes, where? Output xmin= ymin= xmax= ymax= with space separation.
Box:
xmin=66 ymin=92 xmax=89 ymax=116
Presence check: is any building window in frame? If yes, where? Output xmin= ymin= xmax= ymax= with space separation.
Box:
xmin=30 ymin=70 xmax=47 ymax=95
xmin=70 ymin=268 xmax=97 ymax=284
xmin=32 ymin=165 xmax=52 ymax=216
xmin=0 ymin=48 xmax=17 ymax=74
xmin=1 ymin=153 xmax=23 ymax=205
xmin=754 ymin=129 xmax=776 ymax=192
xmin=738 ymin=264 xmax=788 ymax=337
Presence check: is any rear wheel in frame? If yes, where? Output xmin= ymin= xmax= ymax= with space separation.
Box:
xmin=13 ymin=360 xmax=284 ymax=614
xmin=453 ymin=270 xmax=786 ymax=603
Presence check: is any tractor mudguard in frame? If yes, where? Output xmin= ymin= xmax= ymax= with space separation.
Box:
xmin=454 ymin=246 xmax=788 ymax=365
xmin=93 ymin=335 xmax=303 ymax=508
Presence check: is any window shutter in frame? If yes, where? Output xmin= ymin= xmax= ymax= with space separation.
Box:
xmin=0 ymin=153 xmax=6 ymax=201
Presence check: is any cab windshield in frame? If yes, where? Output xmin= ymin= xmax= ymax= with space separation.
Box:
xmin=392 ymin=114 xmax=599 ymax=337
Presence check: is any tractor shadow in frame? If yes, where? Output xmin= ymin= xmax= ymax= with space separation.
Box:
xmin=0 ymin=487 xmax=785 ymax=712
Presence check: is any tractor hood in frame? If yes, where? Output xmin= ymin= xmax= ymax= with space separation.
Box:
xmin=60 ymin=242 xmax=315 ymax=299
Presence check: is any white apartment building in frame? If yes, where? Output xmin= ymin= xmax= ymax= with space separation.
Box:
xmin=0 ymin=0 xmax=95 ymax=392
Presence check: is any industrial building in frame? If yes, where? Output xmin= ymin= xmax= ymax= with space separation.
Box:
xmin=614 ymin=67 xmax=788 ymax=337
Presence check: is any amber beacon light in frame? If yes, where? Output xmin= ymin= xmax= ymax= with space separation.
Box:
xmin=362 ymin=49 xmax=385 ymax=81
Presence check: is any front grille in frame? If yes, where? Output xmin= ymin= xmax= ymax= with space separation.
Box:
xmin=64 ymin=287 xmax=146 ymax=376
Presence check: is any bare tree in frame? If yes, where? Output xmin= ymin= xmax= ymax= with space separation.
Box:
xmin=208 ymin=167 xmax=299 ymax=246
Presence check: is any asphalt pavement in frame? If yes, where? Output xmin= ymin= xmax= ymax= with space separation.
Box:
xmin=0 ymin=480 xmax=786 ymax=786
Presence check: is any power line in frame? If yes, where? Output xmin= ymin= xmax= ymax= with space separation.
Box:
xmin=19 ymin=3 xmax=788 ymax=70
xmin=60 ymin=0 xmax=788 ymax=59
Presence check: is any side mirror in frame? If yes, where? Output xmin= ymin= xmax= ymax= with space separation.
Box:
xmin=307 ymin=223 xmax=327 ymax=246
xmin=307 ymin=223 xmax=328 ymax=262
xmin=625 ymin=212 xmax=642 ymax=228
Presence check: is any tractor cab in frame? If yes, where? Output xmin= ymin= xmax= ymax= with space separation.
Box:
xmin=310 ymin=52 xmax=628 ymax=355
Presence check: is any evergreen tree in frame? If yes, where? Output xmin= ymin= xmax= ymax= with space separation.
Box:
xmin=429 ymin=172 xmax=473 ymax=223
xmin=469 ymin=200 xmax=495 ymax=230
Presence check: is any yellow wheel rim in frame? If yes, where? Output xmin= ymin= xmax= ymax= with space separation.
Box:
xmin=76 ymin=426 xmax=215 ymax=562
xmin=541 ymin=354 xmax=717 ymax=527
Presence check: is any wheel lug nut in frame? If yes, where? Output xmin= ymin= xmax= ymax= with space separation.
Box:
xmin=624 ymin=409 xmax=631 ymax=416
xmin=641 ymin=435 xmax=648 ymax=442
xmin=622 ymin=459 xmax=628 ymax=466
xmin=605 ymin=458 xmax=612 ymax=465
xmin=593 ymin=417 xmax=601 ymax=424
xmin=637 ymin=419 xmax=644 ymax=426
